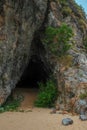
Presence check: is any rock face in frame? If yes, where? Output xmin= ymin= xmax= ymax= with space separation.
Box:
xmin=0 ymin=0 xmax=87 ymax=113
xmin=0 ymin=0 xmax=48 ymax=105
xmin=47 ymin=0 xmax=87 ymax=112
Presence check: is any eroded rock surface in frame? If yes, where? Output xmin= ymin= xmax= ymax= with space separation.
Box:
xmin=46 ymin=0 xmax=87 ymax=113
xmin=0 ymin=0 xmax=48 ymax=105
xmin=0 ymin=0 xmax=87 ymax=113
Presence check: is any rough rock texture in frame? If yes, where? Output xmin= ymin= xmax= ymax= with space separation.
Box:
xmin=79 ymin=115 xmax=87 ymax=121
xmin=75 ymin=99 xmax=87 ymax=114
xmin=0 ymin=0 xmax=48 ymax=105
xmin=0 ymin=0 xmax=87 ymax=114
xmin=47 ymin=0 xmax=87 ymax=113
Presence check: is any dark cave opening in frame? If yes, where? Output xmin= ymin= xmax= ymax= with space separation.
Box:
xmin=16 ymin=35 xmax=52 ymax=89
xmin=16 ymin=56 xmax=49 ymax=88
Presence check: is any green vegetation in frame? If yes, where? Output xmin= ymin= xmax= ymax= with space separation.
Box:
xmin=59 ymin=0 xmax=86 ymax=18
xmin=78 ymin=19 xmax=87 ymax=32
xmin=35 ymin=79 xmax=58 ymax=107
xmin=79 ymin=92 xmax=87 ymax=99
xmin=58 ymin=0 xmax=87 ymax=33
xmin=62 ymin=6 xmax=72 ymax=17
xmin=72 ymin=1 xmax=87 ymax=32
xmin=72 ymin=0 xmax=86 ymax=19
xmin=58 ymin=0 xmax=68 ymax=6
xmin=44 ymin=24 xmax=73 ymax=57
xmin=58 ymin=55 xmax=73 ymax=69
xmin=0 ymin=94 xmax=23 ymax=113
xmin=83 ymin=37 xmax=87 ymax=51
xmin=58 ymin=0 xmax=72 ymax=18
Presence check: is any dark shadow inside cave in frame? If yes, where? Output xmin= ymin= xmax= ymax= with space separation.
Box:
xmin=16 ymin=56 xmax=50 ymax=89
xmin=16 ymin=36 xmax=52 ymax=89
xmin=12 ymin=37 xmax=52 ymax=108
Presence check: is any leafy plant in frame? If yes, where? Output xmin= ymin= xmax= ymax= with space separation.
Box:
xmin=35 ymin=79 xmax=58 ymax=107
xmin=58 ymin=0 xmax=68 ymax=6
xmin=58 ymin=55 xmax=73 ymax=69
xmin=83 ymin=37 xmax=87 ymax=51
xmin=62 ymin=7 xmax=72 ymax=17
xmin=0 ymin=94 xmax=23 ymax=113
xmin=44 ymin=24 xmax=73 ymax=57
xmin=73 ymin=0 xmax=86 ymax=19
xmin=79 ymin=92 xmax=87 ymax=99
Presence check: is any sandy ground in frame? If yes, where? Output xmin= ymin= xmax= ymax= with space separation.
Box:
xmin=13 ymin=88 xmax=38 ymax=109
xmin=0 ymin=88 xmax=87 ymax=130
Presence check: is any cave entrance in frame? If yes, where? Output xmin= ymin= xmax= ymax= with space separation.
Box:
xmin=16 ymin=37 xmax=51 ymax=89
xmin=14 ymin=38 xmax=51 ymax=108
xmin=16 ymin=56 xmax=49 ymax=89
xmin=15 ymin=55 xmax=50 ymax=108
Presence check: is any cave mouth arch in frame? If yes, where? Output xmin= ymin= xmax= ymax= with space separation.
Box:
xmin=15 ymin=53 xmax=51 ymax=108
xmin=16 ymin=36 xmax=52 ymax=89
xmin=16 ymin=56 xmax=49 ymax=88
xmin=13 ymin=37 xmax=52 ymax=107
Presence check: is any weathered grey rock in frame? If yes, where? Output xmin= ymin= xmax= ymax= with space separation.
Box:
xmin=75 ymin=99 xmax=87 ymax=114
xmin=47 ymin=0 xmax=87 ymax=113
xmin=77 ymin=100 xmax=87 ymax=107
xmin=50 ymin=108 xmax=56 ymax=114
xmin=79 ymin=115 xmax=87 ymax=121
xmin=62 ymin=118 xmax=73 ymax=126
xmin=0 ymin=0 xmax=87 ymax=113
xmin=0 ymin=0 xmax=48 ymax=105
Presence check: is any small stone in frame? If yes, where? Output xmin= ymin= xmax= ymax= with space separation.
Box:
xmin=79 ymin=115 xmax=87 ymax=121
xmin=62 ymin=118 xmax=73 ymax=126
xmin=50 ymin=108 xmax=56 ymax=114
xmin=62 ymin=111 xmax=69 ymax=114
xmin=79 ymin=100 xmax=86 ymax=106
xmin=25 ymin=110 xmax=32 ymax=112
xmin=55 ymin=104 xmax=60 ymax=110
xmin=80 ymin=109 xmax=85 ymax=115
xmin=56 ymin=110 xmax=68 ymax=114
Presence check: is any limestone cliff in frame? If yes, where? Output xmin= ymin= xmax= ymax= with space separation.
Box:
xmin=0 ymin=0 xmax=87 ymax=113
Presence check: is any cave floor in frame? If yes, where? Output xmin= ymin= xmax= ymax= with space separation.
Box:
xmin=13 ymin=87 xmax=39 ymax=110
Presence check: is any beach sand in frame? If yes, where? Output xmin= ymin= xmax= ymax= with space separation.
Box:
xmin=0 ymin=88 xmax=86 ymax=130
